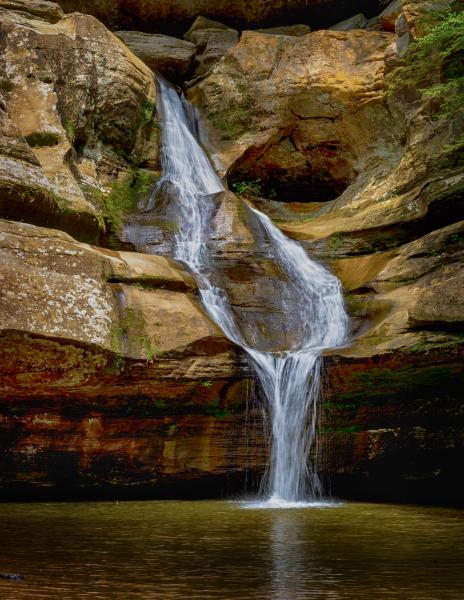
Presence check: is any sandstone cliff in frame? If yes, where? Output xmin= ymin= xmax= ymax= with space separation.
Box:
xmin=0 ymin=0 xmax=462 ymax=503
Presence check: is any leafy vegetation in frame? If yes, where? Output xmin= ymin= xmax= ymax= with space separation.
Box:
xmin=231 ymin=179 xmax=263 ymax=196
xmin=326 ymin=232 xmax=345 ymax=251
xmin=387 ymin=4 xmax=464 ymax=119
xmin=24 ymin=131 xmax=60 ymax=147
xmin=443 ymin=232 xmax=464 ymax=246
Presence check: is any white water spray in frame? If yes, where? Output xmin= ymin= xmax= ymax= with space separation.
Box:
xmin=128 ymin=78 xmax=349 ymax=506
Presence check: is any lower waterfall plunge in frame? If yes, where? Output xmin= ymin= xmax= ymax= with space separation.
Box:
xmin=124 ymin=78 xmax=349 ymax=505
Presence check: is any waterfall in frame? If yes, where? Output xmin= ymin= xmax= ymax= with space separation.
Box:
xmin=126 ymin=78 xmax=349 ymax=506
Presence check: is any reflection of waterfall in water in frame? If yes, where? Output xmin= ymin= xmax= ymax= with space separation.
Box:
xmin=269 ymin=510 xmax=340 ymax=600
xmin=124 ymin=78 xmax=349 ymax=506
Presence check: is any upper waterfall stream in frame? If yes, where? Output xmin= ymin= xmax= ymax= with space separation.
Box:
xmin=124 ymin=78 xmax=349 ymax=506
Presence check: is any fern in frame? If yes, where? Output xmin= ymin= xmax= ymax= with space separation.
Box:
xmin=387 ymin=6 xmax=464 ymax=118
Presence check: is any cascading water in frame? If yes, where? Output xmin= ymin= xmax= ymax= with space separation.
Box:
xmin=126 ymin=78 xmax=349 ymax=506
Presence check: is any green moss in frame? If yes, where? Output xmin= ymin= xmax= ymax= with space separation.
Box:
xmin=207 ymin=68 xmax=254 ymax=141
xmin=36 ymin=71 xmax=54 ymax=84
xmin=442 ymin=134 xmax=464 ymax=164
xmin=336 ymin=360 xmax=463 ymax=405
xmin=0 ymin=78 xmax=14 ymax=93
xmin=101 ymin=169 xmax=158 ymax=232
xmin=327 ymin=232 xmax=345 ymax=251
xmin=443 ymin=232 xmax=464 ymax=246
xmin=210 ymin=104 xmax=251 ymax=140
xmin=410 ymin=342 xmax=427 ymax=354
xmin=204 ymin=399 xmax=231 ymax=420
xmin=167 ymin=424 xmax=178 ymax=436
xmin=25 ymin=131 xmax=60 ymax=147
xmin=64 ymin=120 xmax=77 ymax=144
xmin=319 ymin=425 xmax=360 ymax=434
xmin=141 ymin=100 xmax=155 ymax=126
xmin=321 ymin=401 xmax=357 ymax=412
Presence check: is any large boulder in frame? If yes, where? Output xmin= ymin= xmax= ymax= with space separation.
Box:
xmin=0 ymin=6 xmax=159 ymax=242
xmin=187 ymin=28 xmax=395 ymax=201
xmin=115 ymin=31 xmax=196 ymax=83
xmin=0 ymin=0 xmax=64 ymax=22
xmin=184 ymin=16 xmax=239 ymax=80
xmin=378 ymin=0 xmax=403 ymax=31
xmin=330 ymin=13 xmax=367 ymax=31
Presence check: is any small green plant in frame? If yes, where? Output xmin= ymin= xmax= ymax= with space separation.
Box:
xmin=0 ymin=78 xmax=14 ymax=93
xmin=200 ymin=380 xmax=213 ymax=389
xmin=25 ymin=131 xmax=60 ymax=147
xmin=141 ymin=335 xmax=158 ymax=363
xmin=410 ymin=342 xmax=428 ymax=354
xmin=141 ymin=100 xmax=155 ymax=126
xmin=167 ymin=424 xmax=177 ymax=436
xmin=107 ymin=352 xmax=126 ymax=373
xmin=327 ymin=233 xmax=345 ymax=251
xmin=232 ymin=179 xmax=263 ymax=197
xmin=442 ymin=231 xmax=464 ymax=247
xmin=19 ymin=186 xmax=34 ymax=201
xmin=64 ymin=120 xmax=77 ymax=144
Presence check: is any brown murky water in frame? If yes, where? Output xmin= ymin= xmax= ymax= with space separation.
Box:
xmin=0 ymin=500 xmax=462 ymax=599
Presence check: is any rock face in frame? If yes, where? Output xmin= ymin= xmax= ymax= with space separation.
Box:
xmin=0 ymin=219 xmax=255 ymax=498
xmin=56 ymin=0 xmax=384 ymax=33
xmin=115 ymin=31 xmax=196 ymax=83
xmin=184 ymin=17 xmax=239 ymax=81
xmin=0 ymin=4 xmax=159 ymax=242
xmin=183 ymin=1 xmax=464 ymax=501
xmin=188 ymin=28 xmax=394 ymax=201
xmin=0 ymin=0 xmax=462 ymax=503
